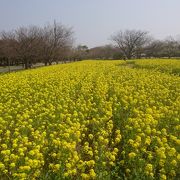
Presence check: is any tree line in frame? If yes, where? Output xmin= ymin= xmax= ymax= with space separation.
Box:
xmin=111 ymin=30 xmax=180 ymax=59
xmin=1 ymin=24 xmax=180 ymax=70
xmin=87 ymin=30 xmax=180 ymax=60
xmin=0 ymin=22 xmax=76 ymax=69
xmin=63 ymin=29 xmax=180 ymax=60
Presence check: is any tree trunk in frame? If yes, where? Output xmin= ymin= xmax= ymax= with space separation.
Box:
xmin=24 ymin=63 xmax=28 ymax=69
xmin=8 ymin=58 xmax=11 ymax=73
xmin=126 ymin=55 xmax=132 ymax=60
xmin=24 ymin=59 xmax=28 ymax=69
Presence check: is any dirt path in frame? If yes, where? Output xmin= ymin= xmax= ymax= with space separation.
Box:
xmin=120 ymin=61 xmax=136 ymax=68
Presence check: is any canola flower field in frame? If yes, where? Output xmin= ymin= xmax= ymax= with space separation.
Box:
xmin=0 ymin=59 xmax=179 ymax=180
xmin=134 ymin=59 xmax=180 ymax=75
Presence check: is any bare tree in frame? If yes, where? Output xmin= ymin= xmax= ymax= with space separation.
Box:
xmin=88 ymin=45 xmax=123 ymax=60
xmin=15 ymin=26 xmax=42 ymax=69
xmin=39 ymin=22 xmax=74 ymax=65
xmin=0 ymin=31 xmax=19 ymax=71
xmin=163 ymin=36 xmax=179 ymax=58
xmin=0 ymin=22 xmax=74 ymax=69
xmin=74 ymin=45 xmax=89 ymax=60
xmin=1 ymin=26 xmax=42 ymax=69
xmin=111 ymin=30 xmax=150 ymax=59
xmin=144 ymin=40 xmax=164 ymax=58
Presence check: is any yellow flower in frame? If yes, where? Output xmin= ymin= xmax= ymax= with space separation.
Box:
xmin=126 ymin=168 xmax=131 ymax=174
xmin=145 ymin=136 xmax=151 ymax=145
xmin=66 ymin=163 xmax=71 ymax=169
xmin=86 ymin=160 xmax=95 ymax=167
xmin=113 ymin=148 xmax=119 ymax=153
xmin=159 ymin=159 xmax=165 ymax=167
xmin=1 ymin=144 xmax=7 ymax=149
xmin=145 ymin=163 xmax=153 ymax=174
xmin=128 ymin=152 xmax=136 ymax=158
xmin=81 ymin=173 xmax=89 ymax=180
xmin=0 ymin=163 xmax=5 ymax=170
xmin=89 ymin=169 xmax=96 ymax=178
xmin=53 ymin=164 xmax=60 ymax=171
xmin=168 ymin=148 xmax=176 ymax=157
xmin=136 ymin=136 xmax=142 ymax=142
xmin=98 ymin=136 xmax=104 ymax=142
xmin=109 ymin=154 xmax=116 ymax=161
xmin=149 ymin=172 xmax=154 ymax=177
xmin=177 ymin=154 xmax=180 ymax=161
xmin=88 ymin=134 xmax=93 ymax=140
xmin=115 ymin=137 xmax=121 ymax=143
xmin=171 ymin=160 xmax=177 ymax=167
xmin=160 ymin=174 xmax=166 ymax=180
xmin=19 ymin=165 xmax=31 ymax=171
xmin=88 ymin=150 xmax=93 ymax=157
xmin=170 ymin=170 xmax=176 ymax=177
xmin=162 ymin=137 xmax=167 ymax=143
xmin=64 ymin=172 xmax=69 ymax=177
xmin=120 ymin=160 xmax=124 ymax=165
xmin=51 ymin=153 xmax=57 ymax=158
xmin=10 ymin=163 xmax=16 ymax=168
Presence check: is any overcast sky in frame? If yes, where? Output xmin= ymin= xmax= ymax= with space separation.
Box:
xmin=0 ymin=0 xmax=180 ymax=47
